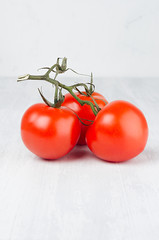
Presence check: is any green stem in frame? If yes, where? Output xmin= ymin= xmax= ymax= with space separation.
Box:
xmin=45 ymin=64 xmax=58 ymax=77
xmin=90 ymin=72 xmax=93 ymax=94
xmin=54 ymin=84 xmax=58 ymax=103
xmin=17 ymin=74 xmax=99 ymax=116
xmin=64 ymin=87 xmax=98 ymax=116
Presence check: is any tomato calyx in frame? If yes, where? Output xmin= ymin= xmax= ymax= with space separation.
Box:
xmin=38 ymin=88 xmax=65 ymax=108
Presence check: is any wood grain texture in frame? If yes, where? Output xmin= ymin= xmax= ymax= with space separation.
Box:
xmin=0 ymin=77 xmax=159 ymax=240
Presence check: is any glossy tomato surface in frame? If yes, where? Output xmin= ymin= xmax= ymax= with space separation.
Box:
xmin=86 ymin=100 xmax=148 ymax=162
xmin=62 ymin=91 xmax=108 ymax=145
xmin=21 ymin=103 xmax=81 ymax=159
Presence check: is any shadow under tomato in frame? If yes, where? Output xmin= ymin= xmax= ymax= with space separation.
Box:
xmin=64 ymin=145 xmax=95 ymax=161
xmin=96 ymin=147 xmax=156 ymax=166
xmin=34 ymin=145 xmax=95 ymax=163
xmin=33 ymin=146 xmax=156 ymax=165
xmin=127 ymin=147 xmax=158 ymax=165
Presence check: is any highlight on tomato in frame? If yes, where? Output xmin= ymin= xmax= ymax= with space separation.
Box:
xmin=21 ymin=103 xmax=81 ymax=160
xmin=62 ymin=91 xmax=108 ymax=145
xmin=86 ymin=100 xmax=148 ymax=162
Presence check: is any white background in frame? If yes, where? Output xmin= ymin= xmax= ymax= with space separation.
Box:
xmin=1 ymin=0 xmax=159 ymax=77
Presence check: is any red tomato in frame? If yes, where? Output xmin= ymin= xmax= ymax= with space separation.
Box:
xmin=21 ymin=103 xmax=81 ymax=159
xmin=86 ymin=100 xmax=148 ymax=162
xmin=62 ymin=92 xmax=108 ymax=145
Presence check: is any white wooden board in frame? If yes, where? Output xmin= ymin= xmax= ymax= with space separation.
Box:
xmin=0 ymin=77 xmax=159 ymax=240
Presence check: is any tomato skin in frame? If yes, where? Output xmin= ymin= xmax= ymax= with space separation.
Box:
xmin=86 ymin=100 xmax=148 ymax=162
xmin=62 ymin=92 xmax=108 ymax=145
xmin=21 ymin=103 xmax=81 ymax=159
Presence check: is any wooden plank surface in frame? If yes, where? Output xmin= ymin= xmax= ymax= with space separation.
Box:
xmin=0 ymin=77 xmax=159 ymax=240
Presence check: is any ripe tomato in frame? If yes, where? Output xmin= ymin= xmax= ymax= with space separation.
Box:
xmin=86 ymin=100 xmax=148 ymax=162
xmin=21 ymin=103 xmax=81 ymax=159
xmin=62 ymin=92 xmax=108 ymax=145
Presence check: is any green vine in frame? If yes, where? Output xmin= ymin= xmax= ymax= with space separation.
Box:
xmin=17 ymin=57 xmax=101 ymax=116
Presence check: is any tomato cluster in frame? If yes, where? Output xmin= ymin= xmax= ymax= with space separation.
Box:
xmin=21 ymin=94 xmax=148 ymax=162
xmin=19 ymin=58 xmax=148 ymax=163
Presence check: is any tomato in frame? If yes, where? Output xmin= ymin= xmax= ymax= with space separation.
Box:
xmin=21 ymin=103 xmax=81 ymax=159
xmin=62 ymin=92 xmax=108 ymax=145
xmin=86 ymin=100 xmax=148 ymax=162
